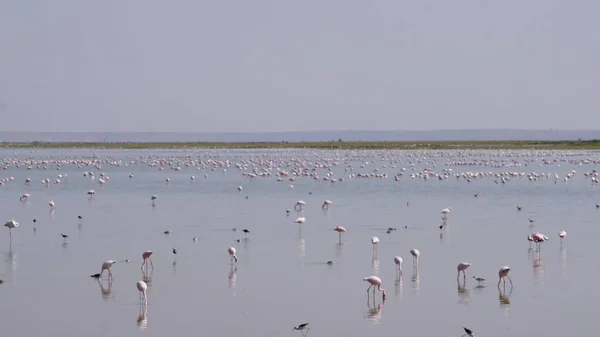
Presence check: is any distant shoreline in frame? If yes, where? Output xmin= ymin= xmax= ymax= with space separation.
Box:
xmin=1 ymin=140 xmax=600 ymax=150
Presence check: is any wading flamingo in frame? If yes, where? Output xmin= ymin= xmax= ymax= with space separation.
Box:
xmin=294 ymin=200 xmax=305 ymax=211
xmin=558 ymin=230 xmax=567 ymax=243
xmin=322 ymin=200 xmax=332 ymax=210
xmin=294 ymin=217 xmax=305 ymax=224
xmin=4 ymin=220 xmax=18 ymax=240
xmin=457 ymin=262 xmax=471 ymax=279
xmin=137 ymin=280 xmax=148 ymax=305
xmin=363 ymin=275 xmax=386 ymax=300
xmin=410 ymin=249 xmax=420 ymax=268
xmin=20 ymin=193 xmax=30 ymax=202
xmin=333 ymin=225 xmax=346 ymax=244
xmin=394 ymin=256 xmax=403 ymax=275
xmin=441 ymin=207 xmax=451 ymax=219
xmin=228 ymin=247 xmax=238 ymax=264
xmin=100 ymin=260 xmax=116 ymax=279
xmin=497 ymin=266 xmax=512 ymax=287
xmin=141 ymin=251 xmax=154 ymax=270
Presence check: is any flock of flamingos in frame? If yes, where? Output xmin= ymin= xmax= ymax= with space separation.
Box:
xmin=1 ymin=148 xmax=600 ymax=336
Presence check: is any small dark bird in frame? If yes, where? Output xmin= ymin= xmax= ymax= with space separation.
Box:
xmin=242 ymin=229 xmax=250 ymax=238
xmin=386 ymin=230 xmax=391 ymax=234
xmin=387 ymin=227 xmax=397 ymax=231
xmin=78 ymin=215 xmax=83 ymax=219
xmin=61 ymin=233 xmax=68 ymax=242
xmin=90 ymin=273 xmax=101 ymax=279
xmin=292 ymin=323 xmax=310 ymax=336
xmin=286 ymin=209 xmax=291 ymax=214
xmin=528 ymin=217 xmax=534 ymax=223
xmin=474 ymin=194 xmax=478 ymax=197
xmin=596 ymin=203 xmax=599 ymax=209
xmin=326 ymin=261 xmax=334 ymax=265
xmin=462 ymin=326 xmax=474 ymax=337
xmin=308 ymin=192 xmax=312 ymax=195
xmin=236 ymin=239 xmax=241 ymax=243
xmin=163 ymin=230 xmax=172 ymax=234
xmin=0 ymin=279 xmax=4 ymax=284
xmin=439 ymin=225 xmax=443 ymax=229
xmin=517 ymin=205 xmax=522 ymax=211
xmin=172 ymin=248 xmax=177 ymax=265
xmin=245 ymin=196 xmax=248 ymax=199
xmin=173 ymin=248 xmax=177 ymax=255
xmin=33 ymin=218 xmax=37 ymax=223
xmin=473 ymin=276 xmax=485 ymax=283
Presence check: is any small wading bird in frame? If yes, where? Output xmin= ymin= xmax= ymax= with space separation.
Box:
xmin=172 ymin=248 xmax=177 ymax=265
xmin=242 ymin=229 xmax=250 ymax=238
xmin=333 ymin=225 xmax=347 ymax=244
xmin=292 ymin=323 xmax=309 ymax=336
xmin=137 ymin=280 xmax=148 ymax=305
xmin=61 ymin=233 xmax=68 ymax=243
xmin=228 ymin=247 xmax=238 ymax=264
xmin=462 ymin=326 xmax=474 ymax=337
xmin=473 ymin=276 xmax=485 ymax=284
xmin=141 ymin=251 xmax=154 ymax=270
xmin=497 ymin=266 xmax=513 ymax=287
xmin=363 ymin=275 xmax=386 ymax=300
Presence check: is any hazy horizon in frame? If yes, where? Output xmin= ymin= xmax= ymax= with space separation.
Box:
xmin=1 ymin=1 xmax=599 ymax=132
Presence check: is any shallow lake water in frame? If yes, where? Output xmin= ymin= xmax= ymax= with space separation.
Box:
xmin=0 ymin=148 xmax=598 ymax=337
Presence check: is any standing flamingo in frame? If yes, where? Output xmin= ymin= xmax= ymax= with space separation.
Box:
xmin=457 ymin=262 xmax=471 ymax=279
xmin=558 ymin=230 xmax=567 ymax=243
xmin=441 ymin=207 xmax=451 ymax=219
xmin=228 ymin=247 xmax=238 ymax=264
xmin=4 ymin=220 xmax=19 ymax=240
xmin=394 ymin=256 xmax=403 ymax=275
xmin=141 ymin=251 xmax=154 ymax=270
xmin=137 ymin=280 xmax=148 ymax=305
xmin=527 ymin=235 xmax=534 ymax=248
xmin=532 ymin=232 xmax=549 ymax=250
xmin=371 ymin=236 xmax=379 ymax=258
xmin=20 ymin=193 xmax=30 ymax=202
xmin=497 ymin=266 xmax=513 ymax=287
xmin=333 ymin=225 xmax=347 ymax=244
xmin=294 ymin=200 xmax=306 ymax=211
xmin=100 ymin=260 xmax=116 ymax=279
xmin=49 ymin=200 xmax=55 ymax=209
xmin=410 ymin=249 xmax=420 ymax=268
xmin=322 ymin=200 xmax=332 ymax=210
xmin=362 ymin=276 xmax=386 ymax=300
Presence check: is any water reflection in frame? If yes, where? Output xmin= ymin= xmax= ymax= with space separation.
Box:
xmin=229 ymin=265 xmax=237 ymax=289
xmin=298 ymin=238 xmax=306 ymax=259
xmin=142 ymin=269 xmax=153 ymax=286
xmin=137 ymin=303 xmax=148 ymax=330
xmin=394 ymin=274 xmax=403 ymax=299
xmin=560 ymin=247 xmax=567 ymax=273
xmin=498 ymin=286 xmax=512 ymax=308
xmin=97 ymin=278 xmax=114 ymax=301
xmin=364 ymin=302 xmax=384 ymax=324
xmin=411 ymin=267 xmax=420 ymax=295
xmin=3 ymin=243 xmax=17 ymax=282
xmin=334 ymin=243 xmax=344 ymax=257
xmin=371 ymin=257 xmax=379 ymax=276
xmin=457 ymin=278 xmax=470 ymax=305
xmin=533 ymin=251 xmax=545 ymax=287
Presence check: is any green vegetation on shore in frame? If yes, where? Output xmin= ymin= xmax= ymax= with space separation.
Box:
xmin=1 ymin=139 xmax=600 ymax=150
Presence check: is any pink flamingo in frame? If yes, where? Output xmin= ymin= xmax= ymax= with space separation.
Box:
xmin=100 ymin=260 xmax=116 ymax=279
xmin=137 ymin=280 xmax=148 ymax=305
xmin=141 ymin=251 xmax=154 ymax=270
xmin=497 ymin=266 xmax=513 ymax=287
xmin=532 ymin=232 xmax=548 ymax=250
xmin=457 ymin=262 xmax=471 ymax=279
xmin=394 ymin=256 xmax=403 ymax=275
xmin=228 ymin=247 xmax=238 ymax=264
xmin=322 ymin=200 xmax=332 ymax=210
xmin=87 ymin=190 xmax=96 ymax=198
xmin=333 ymin=225 xmax=346 ymax=243
xmin=363 ymin=276 xmax=386 ymax=300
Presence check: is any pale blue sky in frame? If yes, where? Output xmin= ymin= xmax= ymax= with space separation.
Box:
xmin=1 ymin=0 xmax=599 ymax=132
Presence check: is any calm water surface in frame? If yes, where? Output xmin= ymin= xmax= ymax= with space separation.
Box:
xmin=0 ymin=148 xmax=598 ymax=337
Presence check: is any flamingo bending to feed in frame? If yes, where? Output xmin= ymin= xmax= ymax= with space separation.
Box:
xmin=497 ymin=266 xmax=513 ymax=287
xmin=371 ymin=236 xmax=379 ymax=257
xmin=322 ymin=200 xmax=332 ymax=210
xmin=100 ymin=260 xmax=116 ymax=279
xmin=294 ymin=200 xmax=306 ymax=211
xmin=457 ymin=262 xmax=471 ymax=279
xmin=294 ymin=217 xmax=305 ymax=224
xmin=87 ymin=190 xmax=95 ymax=197
xmin=228 ymin=247 xmax=238 ymax=264
xmin=532 ymin=232 xmax=549 ymax=249
xmin=20 ymin=193 xmax=30 ymax=202
xmin=410 ymin=249 xmax=420 ymax=267
xmin=394 ymin=256 xmax=403 ymax=275
xmin=363 ymin=275 xmax=386 ymax=300
xmin=441 ymin=207 xmax=451 ymax=219
xmin=141 ymin=251 xmax=154 ymax=270
xmin=333 ymin=225 xmax=346 ymax=243
xmin=137 ymin=280 xmax=148 ymax=305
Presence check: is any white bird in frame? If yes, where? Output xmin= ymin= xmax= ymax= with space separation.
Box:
xmin=457 ymin=262 xmax=471 ymax=279
xmin=558 ymin=229 xmax=567 ymax=243
xmin=137 ymin=280 xmax=148 ymax=305
xmin=394 ymin=256 xmax=403 ymax=275
xmin=410 ymin=249 xmax=420 ymax=267
xmin=20 ymin=193 xmax=30 ymax=202
xmin=228 ymin=247 xmax=238 ymax=264
xmin=441 ymin=207 xmax=451 ymax=219
xmin=294 ymin=217 xmax=305 ymax=224
xmin=4 ymin=220 xmax=19 ymax=239
xmin=371 ymin=236 xmax=379 ymax=257
xmin=49 ymin=200 xmax=55 ymax=209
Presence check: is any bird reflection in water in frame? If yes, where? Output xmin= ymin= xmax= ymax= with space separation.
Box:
xmin=298 ymin=238 xmax=306 ymax=259
xmin=457 ymin=278 xmax=470 ymax=305
xmin=560 ymin=247 xmax=567 ymax=275
xmin=371 ymin=257 xmax=379 ymax=276
xmin=498 ymin=286 xmax=512 ymax=308
xmin=142 ymin=269 xmax=153 ymax=286
xmin=365 ymin=301 xmax=384 ymax=324
xmin=394 ymin=274 xmax=403 ymax=299
xmin=411 ymin=267 xmax=420 ymax=294
xmin=334 ymin=243 xmax=344 ymax=257
xmin=137 ymin=302 xmax=148 ymax=330
xmin=533 ymin=252 xmax=545 ymax=286
xmin=229 ymin=265 xmax=237 ymax=289
xmin=3 ymin=243 xmax=17 ymax=281
xmin=243 ymin=237 xmax=250 ymax=252
xmin=97 ymin=278 xmax=113 ymax=301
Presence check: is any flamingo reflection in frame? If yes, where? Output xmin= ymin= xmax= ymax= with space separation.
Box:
xmin=142 ymin=268 xmax=153 ymax=286
xmin=457 ymin=278 xmax=470 ymax=304
xmin=137 ymin=303 xmax=148 ymax=330
xmin=371 ymin=257 xmax=379 ymax=276
xmin=498 ymin=286 xmax=512 ymax=306
xmin=229 ymin=265 xmax=237 ymax=289
xmin=97 ymin=278 xmax=113 ymax=300
xmin=394 ymin=274 xmax=403 ymax=299
xmin=365 ymin=302 xmax=384 ymax=323
xmin=411 ymin=266 xmax=420 ymax=294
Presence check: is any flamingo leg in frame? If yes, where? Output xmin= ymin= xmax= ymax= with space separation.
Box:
xmin=149 ymin=258 xmax=154 ymax=269
xmin=507 ymin=276 xmax=513 ymax=287
xmin=141 ymin=260 xmax=146 ymax=270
